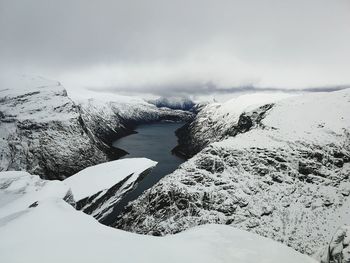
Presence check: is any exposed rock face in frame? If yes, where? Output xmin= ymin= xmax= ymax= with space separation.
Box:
xmin=64 ymin=158 xmax=157 ymax=223
xmin=173 ymin=103 xmax=274 ymax=158
xmin=316 ymin=226 xmax=350 ymax=263
xmin=75 ymin=170 xmax=150 ymax=221
xmin=0 ymin=75 xmax=193 ymax=180
xmin=0 ymin=76 xmax=109 ymax=179
xmin=116 ymin=90 xmax=350 ymax=255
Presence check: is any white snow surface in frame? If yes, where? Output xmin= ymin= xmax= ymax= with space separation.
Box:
xmin=0 ymin=74 xmax=76 ymax=122
xmin=214 ymin=88 xmax=350 ymax=149
xmin=0 ymin=171 xmax=316 ymax=263
xmin=184 ymin=92 xmax=294 ymax=150
xmin=64 ymin=158 xmax=157 ymax=201
xmin=0 ymin=171 xmax=68 ymax=219
xmin=211 ymin=92 xmax=293 ymax=125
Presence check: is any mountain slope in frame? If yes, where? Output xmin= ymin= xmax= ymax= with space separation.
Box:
xmin=116 ymin=89 xmax=350 ymax=255
xmin=0 ymin=75 xmax=110 ymax=179
xmin=0 ymin=169 xmax=316 ymax=263
xmin=64 ymin=158 xmax=157 ymax=221
xmin=173 ymin=93 xmax=293 ymax=157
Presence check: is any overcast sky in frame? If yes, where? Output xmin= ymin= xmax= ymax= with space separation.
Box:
xmin=0 ymin=0 xmax=349 ymax=97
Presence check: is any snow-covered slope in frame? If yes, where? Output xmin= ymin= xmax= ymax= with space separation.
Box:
xmin=65 ymin=158 xmax=157 ymax=221
xmin=173 ymin=92 xmax=293 ymax=157
xmin=0 ymin=75 xmax=192 ymax=179
xmin=65 ymin=158 xmax=157 ymax=201
xmin=0 ymin=158 xmax=157 ymax=224
xmin=0 ymin=171 xmax=71 ymax=219
xmin=116 ymin=89 xmax=350 ymax=255
xmin=0 ymin=170 xmax=316 ymax=263
xmin=0 ymin=75 xmax=110 ymax=179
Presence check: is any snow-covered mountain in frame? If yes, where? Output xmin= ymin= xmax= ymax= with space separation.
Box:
xmin=2 ymin=74 xmax=349 ymax=261
xmin=0 ymin=75 xmax=109 ymax=179
xmin=173 ymin=92 xmax=293 ymax=157
xmin=116 ymin=89 xmax=350 ymax=255
xmin=148 ymin=96 xmax=196 ymax=111
xmin=0 ymin=75 xmax=192 ymax=180
xmin=0 ymin=167 xmax=316 ymax=263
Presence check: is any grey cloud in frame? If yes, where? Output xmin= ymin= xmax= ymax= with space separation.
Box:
xmin=87 ymin=82 xmax=350 ymax=97
xmin=0 ymin=0 xmax=349 ymax=94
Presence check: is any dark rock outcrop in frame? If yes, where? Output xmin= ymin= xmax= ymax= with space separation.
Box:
xmin=316 ymin=226 xmax=350 ymax=263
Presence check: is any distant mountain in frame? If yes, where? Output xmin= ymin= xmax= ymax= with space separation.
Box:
xmin=148 ymin=96 xmax=196 ymax=111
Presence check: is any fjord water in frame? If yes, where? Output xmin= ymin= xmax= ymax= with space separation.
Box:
xmin=103 ymin=122 xmax=185 ymax=224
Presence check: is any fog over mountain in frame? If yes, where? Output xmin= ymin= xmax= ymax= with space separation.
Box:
xmin=1 ymin=0 xmax=349 ymax=97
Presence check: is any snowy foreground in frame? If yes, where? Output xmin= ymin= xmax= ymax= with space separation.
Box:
xmin=0 ymin=161 xmax=316 ymax=263
xmin=66 ymin=158 xmax=157 ymax=221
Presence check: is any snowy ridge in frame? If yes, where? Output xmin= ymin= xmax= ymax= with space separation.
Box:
xmin=174 ymin=92 xmax=293 ymax=157
xmin=0 ymin=169 xmax=316 ymax=263
xmin=65 ymin=158 xmax=157 ymax=221
xmin=0 ymin=75 xmax=74 ymax=122
xmin=0 ymin=158 xmax=157 ymax=224
xmin=0 ymin=75 xmax=110 ymax=179
xmin=65 ymin=158 xmax=157 ymax=201
xmin=116 ymin=89 xmax=350 ymax=255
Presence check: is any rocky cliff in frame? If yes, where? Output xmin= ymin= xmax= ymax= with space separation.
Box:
xmin=316 ymin=225 xmax=350 ymax=263
xmin=64 ymin=158 xmax=157 ymax=222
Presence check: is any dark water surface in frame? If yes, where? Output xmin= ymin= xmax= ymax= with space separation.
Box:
xmin=102 ymin=122 xmax=186 ymax=225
